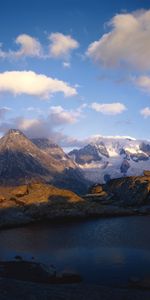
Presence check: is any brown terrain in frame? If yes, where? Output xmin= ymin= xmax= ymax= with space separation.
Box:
xmin=0 ymin=171 xmax=150 ymax=229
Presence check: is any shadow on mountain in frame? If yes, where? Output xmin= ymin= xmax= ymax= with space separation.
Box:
xmin=0 ymin=150 xmax=89 ymax=194
xmin=52 ymin=168 xmax=91 ymax=195
xmin=0 ymin=150 xmax=51 ymax=184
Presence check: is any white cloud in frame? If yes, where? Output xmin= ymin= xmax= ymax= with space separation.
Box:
xmin=0 ymin=34 xmax=43 ymax=59
xmin=14 ymin=34 xmax=43 ymax=58
xmin=0 ymin=32 xmax=79 ymax=61
xmin=48 ymin=33 xmax=79 ymax=58
xmin=135 ymin=76 xmax=150 ymax=93
xmin=0 ymin=70 xmax=77 ymax=98
xmin=90 ymin=102 xmax=127 ymax=115
xmin=140 ymin=107 xmax=150 ymax=118
xmin=87 ymin=10 xmax=150 ymax=70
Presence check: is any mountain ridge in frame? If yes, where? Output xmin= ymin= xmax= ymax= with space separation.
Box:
xmin=0 ymin=129 xmax=89 ymax=194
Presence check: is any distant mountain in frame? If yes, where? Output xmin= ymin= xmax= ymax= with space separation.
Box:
xmin=0 ymin=129 xmax=89 ymax=194
xmin=68 ymin=137 xmax=150 ymax=183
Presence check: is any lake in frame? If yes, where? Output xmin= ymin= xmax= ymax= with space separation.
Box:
xmin=0 ymin=216 xmax=150 ymax=287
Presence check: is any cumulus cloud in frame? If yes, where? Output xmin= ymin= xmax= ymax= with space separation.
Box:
xmin=48 ymin=33 xmax=79 ymax=58
xmin=0 ymin=33 xmax=79 ymax=61
xmin=0 ymin=34 xmax=43 ymax=59
xmin=140 ymin=107 xmax=150 ymax=118
xmin=0 ymin=70 xmax=77 ymax=98
xmin=87 ymin=10 xmax=150 ymax=70
xmin=90 ymin=102 xmax=127 ymax=115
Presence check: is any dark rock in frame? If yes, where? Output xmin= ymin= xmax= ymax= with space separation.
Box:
xmin=104 ymin=174 xmax=111 ymax=183
xmin=69 ymin=144 xmax=102 ymax=165
xmin=140 ymin=142 xmax=150 ymax=156
xmin=120 ymin=159 xmax=130 ymax=175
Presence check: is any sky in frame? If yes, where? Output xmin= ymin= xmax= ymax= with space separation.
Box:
xmin=0 ymin=0 xmax=150 ymax=148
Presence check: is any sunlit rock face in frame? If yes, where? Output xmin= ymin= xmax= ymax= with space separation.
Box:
xmin=89 ymin=174 xmax=150 ymax=207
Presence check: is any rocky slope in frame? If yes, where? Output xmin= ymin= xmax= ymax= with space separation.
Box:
xmin=31 ymin=138 xmax=76 ymax=169
xmin=89 ymin=173 xmax=150 ymax=207
xmin=0 ymin=129 xmax=89 ymax=194
xmin=0 ymin=183 xmax=85 ymax=228
xmin=69 ymin=137 xmax=150 ymax=183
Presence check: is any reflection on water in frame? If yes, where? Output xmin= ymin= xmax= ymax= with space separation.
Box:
xmin=0 ymin=216 xmax=150 ymax=285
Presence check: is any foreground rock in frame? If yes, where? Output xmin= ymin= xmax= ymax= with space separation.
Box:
xmin=0 ymin=260 xmax=82 ymax=284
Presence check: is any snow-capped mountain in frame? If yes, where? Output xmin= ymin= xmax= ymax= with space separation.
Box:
xmin=68 ymin=137 xmax=150 ymax=183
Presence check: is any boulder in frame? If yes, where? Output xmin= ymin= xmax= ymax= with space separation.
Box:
xmin=144 ymin=170 xmax=150 ymax=177
xmin=11 ymin=186 xmax=29 ymax=197
xmin=0 ymin=195 xmax=6 ymax=203
xmin=89 ymin=184 xmax=104 ymax=194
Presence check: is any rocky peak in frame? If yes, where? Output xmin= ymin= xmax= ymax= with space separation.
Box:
xmin=0 ymin=129 xmax=89 ymax=194
xmin=6 ymin=129 xmax=24 ymax=136
xmin=0 ymin=129 xmax=40 ymax=153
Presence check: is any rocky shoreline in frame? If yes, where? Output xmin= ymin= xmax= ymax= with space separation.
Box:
xmin=1 ymin=198 xmax=150 ymax=230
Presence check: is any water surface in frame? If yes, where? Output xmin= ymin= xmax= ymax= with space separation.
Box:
xmin=0 ymin=216 xmax=150 ymax=286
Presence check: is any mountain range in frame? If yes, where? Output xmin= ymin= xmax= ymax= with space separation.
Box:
xmin=68 ymin=137 xmax=150 ymax=183
xmin=0 ymin=129 xmax=149 ymax=192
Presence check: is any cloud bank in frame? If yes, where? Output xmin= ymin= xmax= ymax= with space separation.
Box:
xmin=0 ymin=105 xmax=84 ymax=141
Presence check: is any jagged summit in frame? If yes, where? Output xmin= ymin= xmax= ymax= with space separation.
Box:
xmin=6 ymin=129 xmax=24 ymax=135
xmin=0 ymin=129 xmax=61 ymax=184
xmin=4 ymin=129 xmax=28 ymax=141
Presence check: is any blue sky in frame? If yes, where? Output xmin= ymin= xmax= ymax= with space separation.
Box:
xmin=0 ymin=0 xmax=150 ymax=147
